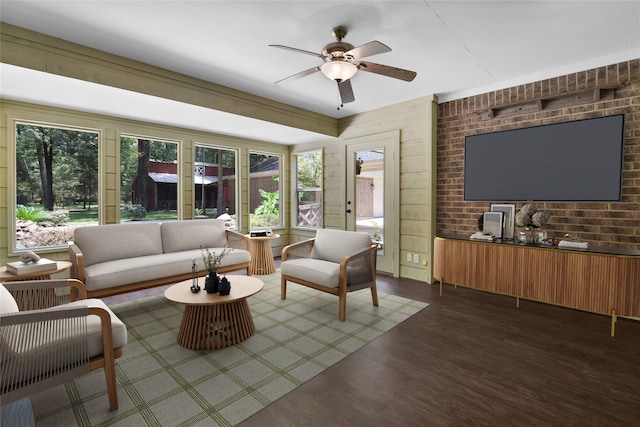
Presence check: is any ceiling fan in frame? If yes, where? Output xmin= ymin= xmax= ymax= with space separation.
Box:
xmin=270 ymin=26 xmax=417 ymax=106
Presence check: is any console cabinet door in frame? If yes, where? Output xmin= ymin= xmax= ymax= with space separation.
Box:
xmin=555 ymin=252 xmax=613 ymax=314
xmin=610 ymin=257 xmax=640 ymax=317
xmin=515 ymin=247 xmax=560 ymax=304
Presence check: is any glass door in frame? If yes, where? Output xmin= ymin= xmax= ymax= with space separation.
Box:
xmin=346 ymin=132 xmax=399 ymax=276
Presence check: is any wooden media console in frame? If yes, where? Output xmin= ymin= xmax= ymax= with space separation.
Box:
xmin=433 ymin=235 xmax=640 ymax=336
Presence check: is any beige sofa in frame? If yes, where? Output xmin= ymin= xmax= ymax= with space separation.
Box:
xmin=68 ymin=219 xmax=251 ymax=298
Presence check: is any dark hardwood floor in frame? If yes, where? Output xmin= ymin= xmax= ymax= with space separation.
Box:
xmin=238 ymin=272 xmax=640 ymax=427
xmin=104 ymin=264 xmax=640 ymax=427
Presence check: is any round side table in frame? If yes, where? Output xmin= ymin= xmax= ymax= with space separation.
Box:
xmin=246 ymin=234 xmax=279 ymax=275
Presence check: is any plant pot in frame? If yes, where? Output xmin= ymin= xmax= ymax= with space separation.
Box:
xmin=204 ymin=272 xmax=220 ymax=293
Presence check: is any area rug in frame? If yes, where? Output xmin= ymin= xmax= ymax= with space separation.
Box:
xmin=30 ymin=271 xmax=428 ymax=426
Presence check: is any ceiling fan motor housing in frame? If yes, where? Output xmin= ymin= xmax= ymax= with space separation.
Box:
xmin=322 ymin=41 xmax=356 ymax=62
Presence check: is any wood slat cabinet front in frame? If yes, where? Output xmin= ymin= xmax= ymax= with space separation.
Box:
xmin=433 ymin=236 xmax=640 ymax=328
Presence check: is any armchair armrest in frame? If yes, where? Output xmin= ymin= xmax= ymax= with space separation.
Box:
xmin=339 ymin=244 xmax=377 ymax=291
xmin=3 ymin=279 xmax=87 ymax=311
xmin=68 ymin=242 xmax=86 ymax=283
xmin=0 ymin=305 xmax=92 ymax=404
xmin=226 ymin=229 xmax=251 ymax=251
xmin=281 ymin=238 xmax=315 ymax=261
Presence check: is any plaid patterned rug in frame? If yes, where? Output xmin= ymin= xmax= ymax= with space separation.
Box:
xmin=30 ymin=271 xmax=428 ymax=426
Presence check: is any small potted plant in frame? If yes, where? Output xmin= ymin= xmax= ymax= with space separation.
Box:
xmin=201 ymin=246 xmax=231 ymax=293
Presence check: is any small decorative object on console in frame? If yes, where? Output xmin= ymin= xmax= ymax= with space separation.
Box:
xmin=515 ymin=203 xmax=550 ymax=244
xmin=470 ymin=232 xmax=495 ymax=242
xmin=558 ymin=234 xmax=590 ymax=250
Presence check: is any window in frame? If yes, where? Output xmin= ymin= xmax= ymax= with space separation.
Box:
xmin=249 ymin=152 xmax=282 ymax=229
xmin=120 ymin=136 xmax=178 ymax=221
xmin=295 ymin=150 xmax=323 ymax=228
xmin=14 ymin=122 xmax=99 ymax=250
xmin=194 ymin=145 xmax=238 ymax=229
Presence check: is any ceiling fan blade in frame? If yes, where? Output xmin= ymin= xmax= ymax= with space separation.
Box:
xmin=274 ymin=66 xmax=321 ymax=85
xmin=345 ymin=41 xmax=391 ymax=59
xmin=338 ymin=79 xmax=355 ymax=104
xmin=358 ymin=61 xmax=417 ymax=82
xmin=269 ymin=44 xmax=323 ymax=58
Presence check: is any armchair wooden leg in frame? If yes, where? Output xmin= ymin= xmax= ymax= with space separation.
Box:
xmin=104 ymin=359 xmax=118 ymax=411
xmin=370 ymin=284 xmax=379 ymax=307
xmin=338 ymin=292 xmax=347 ymax=322
xmin=281 ymin=277 xmax=287 ymax=300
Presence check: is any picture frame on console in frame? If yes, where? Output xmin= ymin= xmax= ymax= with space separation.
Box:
xmin=483 ymin=211 xmax=504 ymax=239
xmin=490 ymin=204 xmax=515 ymax=240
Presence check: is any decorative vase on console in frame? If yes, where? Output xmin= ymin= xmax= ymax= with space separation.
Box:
xmin=201 ymin=246 xmax=231 ymax=294
xmin=515 ymin=203 xmax=550 ymax=245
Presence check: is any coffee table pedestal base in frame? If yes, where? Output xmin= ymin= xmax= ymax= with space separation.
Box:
xmin=177 ymin=299 xmax=255 ymax=350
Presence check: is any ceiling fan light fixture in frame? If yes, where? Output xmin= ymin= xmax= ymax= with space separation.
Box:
xmin=320 ymin=60 xmax=357 ymax=82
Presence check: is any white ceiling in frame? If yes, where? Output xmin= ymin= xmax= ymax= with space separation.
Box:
xmin=1 ymin=1 xmax=639 ymax=145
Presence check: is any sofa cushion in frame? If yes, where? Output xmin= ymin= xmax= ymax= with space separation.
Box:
xmin=310 ymin=229 xmax=372 ymax=264
xmin=83 ymin=249 xmax=250 ymax=292
xmin=281 ymin=258 xmax=341 ymax=288
xmin=74 ymin=223 xmax=163 ymax=267
xmin=161 ymin=219 xmax=227 ymax=253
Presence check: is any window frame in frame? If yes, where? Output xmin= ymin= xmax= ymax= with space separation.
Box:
xmin=118 ymin=133 xmax=181 ymax=223
xmin=9 ymin=118 xmax=102 ymax=255
xmin=248 ymin=151 xmax=283 ymax=230
xmin=292 ymin=149 xmax=323 ymax=229
xmin=193 ymin=143 xmax=239 ymax=229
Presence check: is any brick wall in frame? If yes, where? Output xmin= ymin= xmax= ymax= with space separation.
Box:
xmin=437 ymin=60 xmax=640 ymax=250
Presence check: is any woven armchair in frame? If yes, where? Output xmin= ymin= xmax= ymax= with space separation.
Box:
xmin=0 ymin=279 xmax=127 ymax=411
xmin=281 ymin=229 xmax=378 ymax=321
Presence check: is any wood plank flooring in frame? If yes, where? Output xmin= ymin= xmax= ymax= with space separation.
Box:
xmin=104 ymin=265 xmax=640 ymax=426
xmin=238 ymin=273 xmax=640 ymax=427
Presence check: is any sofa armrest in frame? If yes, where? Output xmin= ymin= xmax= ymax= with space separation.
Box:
xmin=68 ymin=242 xmax=86 ymax=284
xmin=281 ymin=238 xmax=315 ymax=261
xmin=226 ymin=229 xmax=250 ymax=251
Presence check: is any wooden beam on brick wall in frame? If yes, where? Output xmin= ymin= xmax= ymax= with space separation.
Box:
xmin=485 ymin=86 xmax=620 ymax=120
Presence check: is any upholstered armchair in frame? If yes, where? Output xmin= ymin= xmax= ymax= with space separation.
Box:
xmin=0 ymin=279 xmax=127 ymax=411
xmin=280 ymin=229 xmax=378 ymax=321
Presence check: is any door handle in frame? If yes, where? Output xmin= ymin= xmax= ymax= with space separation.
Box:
xmin=346 ymin=209 xmax=352 ymax=213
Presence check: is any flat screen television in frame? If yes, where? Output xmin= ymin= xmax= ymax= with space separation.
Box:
xmin=463 ymin=114 xmax=625 ymax=201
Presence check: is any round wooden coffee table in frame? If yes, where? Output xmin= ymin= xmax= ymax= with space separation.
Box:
xmin=164 ymin=275 xmax=264 ymax=350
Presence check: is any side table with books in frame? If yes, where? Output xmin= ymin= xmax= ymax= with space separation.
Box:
xmin=1 ymin=260 xmax=73 ymax=310
xmin=0 ymin=260 xmax=72 ymax=282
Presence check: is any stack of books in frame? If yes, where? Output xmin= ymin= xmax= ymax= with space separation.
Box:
xmin=5 ymin=258 xmax=57 ymax=275
xmin=470 ymin=232 xmax=495 ymax=242
xmin=558 ymin=240 xmax=590 ymax=250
